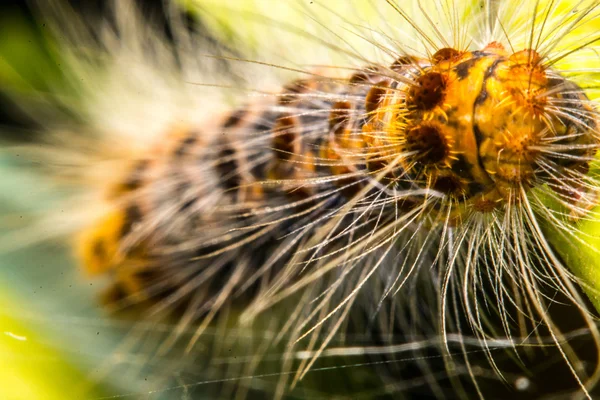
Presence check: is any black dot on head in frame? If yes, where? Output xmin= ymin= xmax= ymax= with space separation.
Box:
xmin=405 ymin=124 xmax=449 ymax=164
xmin=408 ymin=72 xmax=446 ymax=110
xmin=432 ymin=175 xmax=462 ymax=194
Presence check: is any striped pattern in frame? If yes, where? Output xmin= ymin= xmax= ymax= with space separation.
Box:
xmin=77 ymin=42 xmax=598 ymax=312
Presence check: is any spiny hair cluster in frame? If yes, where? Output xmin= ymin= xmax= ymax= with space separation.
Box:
xmin=2 ymin=0 xmax=600 ymax=398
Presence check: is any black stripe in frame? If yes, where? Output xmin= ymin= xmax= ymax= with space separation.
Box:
xmin=215 ymin=140 xmax=241 ymax=191
xmin=473 ymin=58 xmax=503 ymax=181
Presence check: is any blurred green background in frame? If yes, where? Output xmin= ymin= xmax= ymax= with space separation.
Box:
xmin=0 ymin=2 xmax=193 ymax=398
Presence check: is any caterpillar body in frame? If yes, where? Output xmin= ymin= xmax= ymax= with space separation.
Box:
xmin=3 ymin=0 xmax=600 ymax=399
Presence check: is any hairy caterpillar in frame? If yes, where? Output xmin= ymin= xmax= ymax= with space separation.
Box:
xmin=2 ymin=0 xmax=600 ymax=398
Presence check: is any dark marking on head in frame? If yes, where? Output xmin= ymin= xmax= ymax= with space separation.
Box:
xmin=408 ymin=72 xmax=446 ymax=110
xmin=467 ymin=181 xmax=486 ymax=196
xmin=406 ymin=124 xmax=449 ymax=165
xmin=433 ymin=175 xmax=462 ymax=195
xmin=484 ymin=59 xmax=503 ymax=80
xmin=452 ymin=154 xmax=474 ymax=178
xmin=454 ymin=58 xmax=477 ymax=80
xmin=473 ymin=124 xmax=484 ymax=147
xmin=475 ymin=87 xmax=489 ymax=105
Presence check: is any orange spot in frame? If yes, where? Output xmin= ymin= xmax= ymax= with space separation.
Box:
xmin=509 ymin=49 xmax=543 ymax=67
xmin=432 ymin=47 xmax=462 ymax=63
xmin=483 ymin=42 xmax=506 ymax=53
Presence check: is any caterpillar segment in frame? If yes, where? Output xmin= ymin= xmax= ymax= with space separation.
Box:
xmin=76 ymin=41 xmax=599 ymax=313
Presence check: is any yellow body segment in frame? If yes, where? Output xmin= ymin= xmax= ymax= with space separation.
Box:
xmin=77 ymin=206 xmax=151 ymax=305
xmin=76 ymin=208 xmax=128 ymax=276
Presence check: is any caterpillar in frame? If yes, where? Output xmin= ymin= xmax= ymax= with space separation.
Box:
xmin=2 ymin=0 xmax=600 ymax=398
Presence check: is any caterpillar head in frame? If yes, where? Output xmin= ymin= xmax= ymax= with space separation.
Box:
xmin=372 ymin=43 xmax=599 ymax=218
